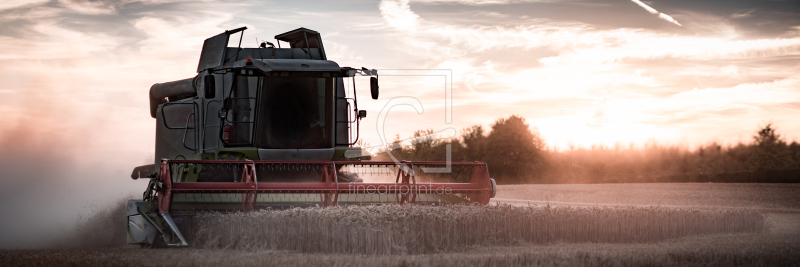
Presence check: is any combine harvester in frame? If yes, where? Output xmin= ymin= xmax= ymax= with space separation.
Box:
xmin=127 ymin=27 xmax=497 ymax=247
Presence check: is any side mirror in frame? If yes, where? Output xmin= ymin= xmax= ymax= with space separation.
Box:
xmin=358 ymin=110 xmax=367 ymax=119
xmin=370 ymin=77 xmax=379 ymax=100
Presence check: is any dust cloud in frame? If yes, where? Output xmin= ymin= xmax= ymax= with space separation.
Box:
xmin=0 ymin=99 xmax=149 ymax=249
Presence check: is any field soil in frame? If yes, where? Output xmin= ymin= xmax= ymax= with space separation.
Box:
xmin=2 ymin=183 xmax=799 ymax=266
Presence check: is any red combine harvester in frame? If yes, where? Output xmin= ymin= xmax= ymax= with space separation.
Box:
xmin=127 ymin=27 xmax=496 ymax=247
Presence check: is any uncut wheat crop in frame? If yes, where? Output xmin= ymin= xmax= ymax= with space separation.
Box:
xmin=191 ymin=204 xmax=765 ymax=254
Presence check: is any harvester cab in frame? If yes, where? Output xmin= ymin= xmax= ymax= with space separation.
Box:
xmin=127 ymin=27 xmax=496 ymax=247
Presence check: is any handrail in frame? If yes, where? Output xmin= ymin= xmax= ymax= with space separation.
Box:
xmin=161 ymin=101 xmax=200 ymax=153
xmin=202 ymin=100 xmax=223 ymax=152
xmin=335 ymin=100 xmax=359 ymax=146
xmin=161 ymin=102 xmax=199 ymax=129
xmin=181 ymin=113 xmax=197 ymax=152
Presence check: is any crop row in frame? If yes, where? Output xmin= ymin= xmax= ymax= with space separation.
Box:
xmin=191 ymin=204 xmax=765 ymax=254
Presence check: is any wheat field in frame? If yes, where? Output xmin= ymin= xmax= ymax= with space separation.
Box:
xmin=2 ymin=184 xmax=796 ymax=267
xmin=190 ymin=204 xmax=765 ymax=254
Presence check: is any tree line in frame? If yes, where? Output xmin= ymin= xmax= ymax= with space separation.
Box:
xmin=371 ymin=115 xmax=800 ymax=184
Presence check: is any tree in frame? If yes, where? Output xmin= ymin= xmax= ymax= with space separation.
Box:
xmin=483 ymin=115 xmax=546 ymax=183
xmin=378 ymin=130 xmax=458 ymax=162
xmin=460 ymin=125 xmax=487 ymax=162
xmin=372 ymin=115 xmax=550 ymax=183
xmin=789 ymin=141 xmax=800 ymax=167
xmin=751 ymin=123 xmax=791 ymax=171
xmin=406 ymin=129 xmax=450 ymax=161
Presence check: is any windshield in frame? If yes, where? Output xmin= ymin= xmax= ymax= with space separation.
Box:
xmin=224 ymin=74 xmax=333 ymax=149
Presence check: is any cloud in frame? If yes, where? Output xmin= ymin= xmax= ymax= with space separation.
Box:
xmin=630 ymin=0 xmax=681 ymax=26
xmin=720 ymin=65 xmax=739 ymax=77
xmin=656 ymin=13 xmax=681 ymax=26
xmin=371 ymin=0 xmax=800 ymax=149
xmin=380 ymin=0 xmax=421 ymax=31
xmin=410 ymin=0 xmax=555 ymax=4
xmin=631 ymin=0 xmax=658 ymax=14
xmin=58 ymin=0 xmax=117 ymax=15
xmin=526 ymin=76 xmax=800 ymax=148
xmin=538 ymin=33 xmax=800 ymax=66
xmin=374 ymin=9 xmax=800 ymax=67
xmin=0 ymin=0 xmax=49 ymax=10
xmin=731 ymin=9 xmax=755 ymax=19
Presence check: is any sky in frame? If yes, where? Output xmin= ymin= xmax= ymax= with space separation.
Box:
xmin=0 ymin=0 xmax=798 ymax=248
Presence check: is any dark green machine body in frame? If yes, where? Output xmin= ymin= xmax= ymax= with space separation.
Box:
xmin=132 ymin=27 xmax=372 ymax=180
xmin=128 ymin=27 xmax=380 ymax=246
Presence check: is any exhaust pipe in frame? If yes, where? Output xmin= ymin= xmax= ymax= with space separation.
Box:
xmin=149 ymin=77 xmax=198 ymax=118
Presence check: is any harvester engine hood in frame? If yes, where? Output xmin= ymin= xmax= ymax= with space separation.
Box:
xmin=232 ymin=58 xmax=341 ymax=72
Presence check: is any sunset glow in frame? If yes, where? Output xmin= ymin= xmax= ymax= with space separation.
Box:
xmin=0 ymin=0 xmax=798 ymax=155
xmin=0 ymin=0 xmax=798 ymax=250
